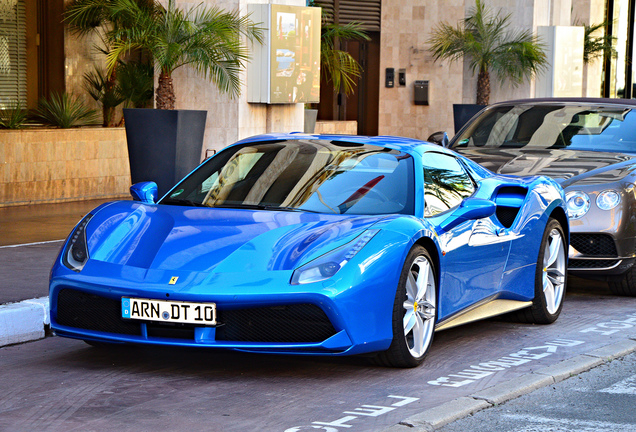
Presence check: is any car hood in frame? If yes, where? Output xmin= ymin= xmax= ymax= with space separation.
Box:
xmin=454 ymin=148 xmax=636 ymax=187
xmin=84 ymin=201 xmax=386 ymax=273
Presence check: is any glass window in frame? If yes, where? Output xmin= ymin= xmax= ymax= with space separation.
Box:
xmin=0 ymin=0 xmax=26 ymax=106
xmin=162 ymin=139 xmax=415 ymax=216
xmin=452 ymin=104 xmax=636 ymax=153
xmin=423 ymin=152 xmax=475 ymax=217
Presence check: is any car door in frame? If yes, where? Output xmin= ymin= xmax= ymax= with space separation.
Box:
xmin=422 ymin=152 xmax=511 ymax=320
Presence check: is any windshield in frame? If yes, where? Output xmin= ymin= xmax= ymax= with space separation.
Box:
xmin=160 ymin=139 xmax=415 ymax=215
xmin=451 ymin=104 xmax=636 ymax=152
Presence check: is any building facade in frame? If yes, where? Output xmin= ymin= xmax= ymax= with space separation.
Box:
xmin=3 ymin=0 xmax=630 ymax=154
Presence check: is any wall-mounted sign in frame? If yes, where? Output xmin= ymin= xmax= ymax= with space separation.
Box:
xmin=247 ymin=4 xmax=321 ymax=104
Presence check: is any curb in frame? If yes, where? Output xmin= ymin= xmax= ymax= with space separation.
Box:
xmin=0 ymin=297 xmax=50 ymax=347
xmin=383 ymin=338 xmax=636 ymax=431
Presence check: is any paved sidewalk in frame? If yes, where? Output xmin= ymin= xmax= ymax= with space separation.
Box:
xmin=0 ymin=198 xmax=122 ymax=345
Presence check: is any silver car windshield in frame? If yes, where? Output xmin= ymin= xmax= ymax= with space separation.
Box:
xmin=452 ymin=104 xmax=636 ymax=152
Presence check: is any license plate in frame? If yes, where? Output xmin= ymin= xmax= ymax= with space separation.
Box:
xmin=121 ymin=297 xmax=216 ymax=325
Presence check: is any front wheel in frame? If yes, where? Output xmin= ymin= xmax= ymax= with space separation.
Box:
xmin=514 ymin=218 xmax=567 ymax=324
xmin=375 ymin=246 xmax=437 ymax=368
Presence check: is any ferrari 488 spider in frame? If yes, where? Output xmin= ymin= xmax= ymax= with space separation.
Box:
xmin=50 ymin=134 xmax=568 ymax=367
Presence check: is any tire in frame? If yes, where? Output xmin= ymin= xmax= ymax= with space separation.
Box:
xmin=375 ymin=246 xmax=437 ymax=368
xmin=608 ymin=267 xmax=636 ymax=296
xmin=512 ymin=218 xmax=567 ymax=324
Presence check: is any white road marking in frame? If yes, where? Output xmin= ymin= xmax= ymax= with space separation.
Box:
xmin=503 ymin=414 xmax=636 ymax=431
xmin=0 ymin=240 xmax=64 ymax=249
xmin=599 ymin=374 xmax=636 ymax=395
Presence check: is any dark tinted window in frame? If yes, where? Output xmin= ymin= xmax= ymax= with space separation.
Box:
xmin=161 ymin=140 xmax=415 ymax=215
xmin=452 ymin=104 xmax=636 ymax=152
xmin=423 ymin=152 xmax=475 ymax=217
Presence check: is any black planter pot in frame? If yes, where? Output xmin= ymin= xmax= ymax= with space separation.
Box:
xmin=453 ymin=104 xmax=486 ymax=134
xmin=123 ymin=108 xmax=207 ymax=197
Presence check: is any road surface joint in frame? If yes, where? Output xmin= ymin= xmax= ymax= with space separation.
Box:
xmin=384 ymin=339 xmax=636 ymax=431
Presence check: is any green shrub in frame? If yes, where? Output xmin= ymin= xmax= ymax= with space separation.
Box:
xmin=0 ymin=101 xmax=29 ymax=129
xmin=34 ymin=92 xmax=99 ymax=128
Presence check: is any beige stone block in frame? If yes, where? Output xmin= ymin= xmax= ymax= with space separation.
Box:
xmin=0 ymin=182 xmax=7 ymax=204
xmin=97 ymin=141 xmax=110 ymax=159
xmin=104 ymin=176 xmax=116 ymax=194
xmin=116 ymin=175 xmax=131 ymax=193
xmin=4 ymin=141 xmax=17 ymax=164
xmin=95 ymin=176 xmax=105 ymax=195
xmin=33 ymin=162 xmax=49 ymax=182
xmin=52 ymin=179 xmax=65 ymax=198
xmin=65 ymin=160 xmax=82 ymax=179
xmin=10 ymin=141 xmax=24 ymax=163
xmin=4 ymin=181 xmax=17 ymax=202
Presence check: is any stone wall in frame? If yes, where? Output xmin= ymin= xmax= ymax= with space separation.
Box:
xmin=314 ymin=121 xmax=358 ymax=135
xmin=378 ymin=0 xmax=465 ymax=140
xmin=0 ymin=128 xmax=130 ymax=207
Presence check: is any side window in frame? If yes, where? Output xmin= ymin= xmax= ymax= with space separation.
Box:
xmin=423 ymin=152 xmax=475 ymax=217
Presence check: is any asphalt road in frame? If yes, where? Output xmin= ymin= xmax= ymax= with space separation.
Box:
xmin=437 ymin=351 xmax=636 ymax=432
xmin=1 ymin=276 xmax=636 ymax=431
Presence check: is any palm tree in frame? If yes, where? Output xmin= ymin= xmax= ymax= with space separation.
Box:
xmin=320 ymin=20 xmax=369 ymax=95
xmin=65 ymin=0 xmax=155 ymax=125
xmin=428 ymin=0 xmax=547 ymax=105
xmin=104 ymin=0 xmax=264 ymax=110
xmin=580 ymin=21 xmax=617 ymax=64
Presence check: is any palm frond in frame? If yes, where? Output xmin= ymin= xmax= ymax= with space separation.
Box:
xmin=427 ymin=0 xmax=547 ymax=103
xmin=34 ymin=93 xmax=99 ymax=128
xmin=0 ymin=101 xmax=29 ymax=129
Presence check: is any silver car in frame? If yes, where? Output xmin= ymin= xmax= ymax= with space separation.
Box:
xmin=430 ymin=98 xmax=636 ymax=296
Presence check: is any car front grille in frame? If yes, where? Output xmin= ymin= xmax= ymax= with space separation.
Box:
xmin=56 ymin=289 xmax=337 ymax=344
xmin=570 ymin=234 xmax=618 ymax=257
xmin=216 ymin=305 xmax=337 ymax=343
xmin=57 ymin=288 xmax=142 ymax=335
xmin=569 ymin=259 xmax=620 ymax=269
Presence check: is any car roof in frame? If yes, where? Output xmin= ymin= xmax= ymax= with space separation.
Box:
xmin=234 ymin=132 xmax=446 ymax=154
xmin=488 ymin=97 xmax=636 ymax=108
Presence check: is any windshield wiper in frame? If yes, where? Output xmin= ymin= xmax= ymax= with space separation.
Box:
xmin=161 ymin=198 xmax=207 ymax=207
xmin=262 ymin=205 xmax=321 ymax=213
xmin=211 ymin=203 xmax=321 ymax=213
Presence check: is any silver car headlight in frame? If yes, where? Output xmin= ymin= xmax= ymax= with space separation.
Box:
xmin=596 ymin=190 xmax=621 ymax=211
xmin=565 ymin=191 xmax=590 ymax=219
xmin=291 ymin=230 xmax=379 ymax=285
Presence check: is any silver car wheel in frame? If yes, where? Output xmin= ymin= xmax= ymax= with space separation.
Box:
xmin=402 ymin=255 xmax=436 ymax=358
xmin=543 ymin=228 xmax=566 ymax=315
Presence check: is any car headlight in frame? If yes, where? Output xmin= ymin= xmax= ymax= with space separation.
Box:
xmin=596 ymin=190 xmax=621 ymax=211
xmin=291 ymin=230 xmax=379 ymax=285
xmin=565 ymin=191 xmax=590 ymax=220
xmin=62 ymin=214 xmax=93 ymax=272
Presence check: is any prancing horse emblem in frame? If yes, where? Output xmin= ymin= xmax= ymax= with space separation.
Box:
xmin=169 ymin=276 xmax=179 ymax=285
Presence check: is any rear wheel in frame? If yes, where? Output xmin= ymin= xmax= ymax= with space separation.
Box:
xmin=608 ymin=267 xmax=636 ymax=296
xmin=513 ymin=218 xmax=567 ymax=324
xmin=376 ymin=246 xmax=436 ymax=368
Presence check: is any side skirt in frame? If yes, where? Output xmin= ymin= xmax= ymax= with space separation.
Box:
xmin=435 ymin=299 xmax=532 ymax=332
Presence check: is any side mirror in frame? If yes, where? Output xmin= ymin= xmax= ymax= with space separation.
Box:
xmin=439 ymin=198 xmax=496 ymax=233
xmin=427 ymin=131 xmax=449 ymax=148
xmin=130 ymin=181 xmax=158 ymax=204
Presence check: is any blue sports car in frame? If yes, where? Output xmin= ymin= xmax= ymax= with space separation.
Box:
xmin=50 ymin=134 xmax=568 ymax=367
